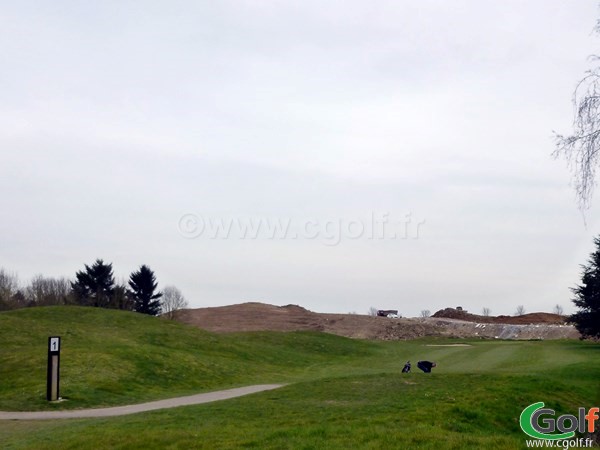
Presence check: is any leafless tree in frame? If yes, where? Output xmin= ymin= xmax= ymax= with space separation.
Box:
xmin=482 ymin=307 xmax=491 ymax=317
xmin=554 ymin=22 xmax=600 ymax=209
xmin=368 ymin=306 xmax=378 ymax=317
xmin=0 ymin=269 xmax=21 ymax=310
xmin=25 ymin=275 xmax=72 ymax=306
xmin=515 ymin=305 xmax=526 ymax=316
xmin=420 ymin=309 xmax=431 ymax=318
xmin=553 ymin=304 xmax=564 ymax=316
xmin=161 ymin=285 xmax=188 ymax=319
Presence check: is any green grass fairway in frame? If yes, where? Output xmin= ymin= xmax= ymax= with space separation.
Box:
xmin=0 ymin=307 xmax=377 ymax=411
xmin=1 ymin=307 xmax=599 ymax=449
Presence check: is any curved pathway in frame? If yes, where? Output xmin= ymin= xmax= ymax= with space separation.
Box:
xmin=0 ymin=384 xmax=284 ymax=420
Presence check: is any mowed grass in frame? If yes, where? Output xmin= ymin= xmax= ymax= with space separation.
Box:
xmin=1 ymin=307 xmax=599 ymax=449
xmin=0 ymin=306 xmax=377 ymax=411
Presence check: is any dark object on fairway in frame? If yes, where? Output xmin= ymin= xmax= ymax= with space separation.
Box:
xmin=417 ymin=361 xmax=436 ymax=373
xmin=401 ymin=361 xmax=411 ymax=373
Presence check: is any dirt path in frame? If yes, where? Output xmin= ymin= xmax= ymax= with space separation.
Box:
xmin=425 ymin=344 xmax=472 ymax=347
xmin=0 ymin=384 xmax=284 ymax=420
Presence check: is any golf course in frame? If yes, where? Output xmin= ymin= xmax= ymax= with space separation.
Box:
xmin=1 ymin=306 xmax=598 ymax=449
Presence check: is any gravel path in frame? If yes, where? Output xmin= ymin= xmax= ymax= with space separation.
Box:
xmin=0 ymin=384 xmax=284 ymax=420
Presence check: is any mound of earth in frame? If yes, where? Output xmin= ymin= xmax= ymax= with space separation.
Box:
xmin=173 ymin=303 xmax=580 ymax=340
xmin=173 ymin=303 xmax=324 ymax=333
xmin=173 ymin=302 xmax=439 ymax=339
xmin=432 ymin=308 xmax=566 ymax=325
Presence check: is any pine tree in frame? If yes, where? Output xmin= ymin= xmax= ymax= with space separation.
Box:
xmin=570 ymin=236 xmax=600 ymax=339
xmin=128 ymin=265 xmax=162 ymax=316
xmin=71 ymin=259 xmax=115 ymax=308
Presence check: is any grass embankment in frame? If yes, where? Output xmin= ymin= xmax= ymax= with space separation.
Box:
xmin=1 ymin=307 xmax=599 ymax=449
xmin=0 ymin=306 xmax=376 ymax=411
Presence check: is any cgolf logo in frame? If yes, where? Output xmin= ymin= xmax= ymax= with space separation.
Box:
xmin=520 ymin=402 xmax=599 ymax=440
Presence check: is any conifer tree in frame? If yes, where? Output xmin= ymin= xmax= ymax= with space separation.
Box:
xmin=71 ymin=259 xmax=115 ymax=308
xmin=570 ymin=236 xmax=600 ymax=338
xmin=129 ymin=265 xmax=162 ymax=316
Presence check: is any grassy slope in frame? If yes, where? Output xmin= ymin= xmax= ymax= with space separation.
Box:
xmin=0 ymin=306 xmax=376 ymax=410
xmin=1 ymin=307 xmax=599 ymax=449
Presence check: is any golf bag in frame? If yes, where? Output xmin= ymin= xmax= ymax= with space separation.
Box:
xmin=417 ymin=361 xmax=434 ymax=373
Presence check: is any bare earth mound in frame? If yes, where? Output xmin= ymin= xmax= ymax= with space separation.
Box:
xmin=173 ymin=303 xmax=438 ymax=339
xmin=432 ymin=307 xmax=565 ymax=324
xmin=173 ymin=303 xmax=580 ymax=341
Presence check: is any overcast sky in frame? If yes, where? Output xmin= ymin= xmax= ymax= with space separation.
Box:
xmin=2 ymin=0 xmax=600 ymax=316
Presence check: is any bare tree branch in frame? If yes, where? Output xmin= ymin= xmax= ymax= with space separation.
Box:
xmin=161 ymin=286 xmax=189 ymax=319
xmin=514 ymin=305 xmax=526 ymax=316
xmin=554 ymin=47 xmax=600 ymax=209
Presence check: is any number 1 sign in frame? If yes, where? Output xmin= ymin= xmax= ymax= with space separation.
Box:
xmin=47 ymin=336 xmax=61 ymax=401
xmin=50 ymin=337 xmax=60 ymax=352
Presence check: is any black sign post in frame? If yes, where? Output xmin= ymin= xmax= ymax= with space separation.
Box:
xmin=47 ymin=336 xmax=61 ymax=401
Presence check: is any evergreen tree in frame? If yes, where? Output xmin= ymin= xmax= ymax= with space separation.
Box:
xmin=71 ymin=259 xmax=115 ymax=308
xmin=570 ymin=236 xmax=600 ymax=339
xmin=128 ymin=265 xmax=162 ymax=316
xmin=109 ymin=284 xmax=135 ymax=311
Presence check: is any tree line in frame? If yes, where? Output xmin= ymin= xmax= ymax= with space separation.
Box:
xmin=0 ymin=259 xmax=187 ymax=318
